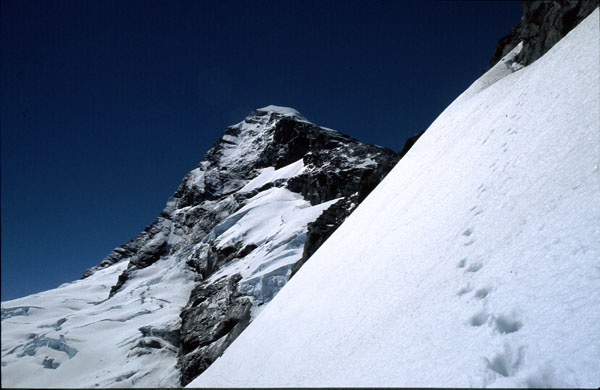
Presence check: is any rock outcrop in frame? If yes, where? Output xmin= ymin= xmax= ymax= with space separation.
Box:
xmin=489 ymin=0 xmax=598 ymax=67
xmin=290 ymin=130 xmax=425 ymax=279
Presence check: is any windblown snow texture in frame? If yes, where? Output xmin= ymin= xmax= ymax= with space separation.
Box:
xmin=190 ymin=9 xmax=600 ymax=388
xmin=1 ymin=106 xmax=399 ymax=387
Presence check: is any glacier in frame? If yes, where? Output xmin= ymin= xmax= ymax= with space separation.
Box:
xmin=190 ymin=9 xmax=600 ymax=388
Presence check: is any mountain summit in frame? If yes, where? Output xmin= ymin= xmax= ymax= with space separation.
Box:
xmin=248 ymin=105 xmax=309 ymax=121
xmin=1 ymin=105 xmax=403 ymax=387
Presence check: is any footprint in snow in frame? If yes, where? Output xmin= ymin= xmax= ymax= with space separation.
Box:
xmin=457 ymin=284 xmax=473 ymax=296
xmin=483 ymin=344 xmax=525 ymax=382
xmin=473 ymin=287 xmax=490 ymax=299
xmin=466 ymin=262 xmax=483 ymax=272
xmin=469 ymin=310 xmax=522 ymax=335
xmin=469 ymin=206 xmax=485 ymax=216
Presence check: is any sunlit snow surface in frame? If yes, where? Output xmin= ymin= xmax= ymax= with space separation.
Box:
xmin=207 ymin=187 xmax=339 ymax=304
xmin=191 ymin=10 xmax=600 ymax=388
xmin=240 ymin=159 xmax=305 ymax=192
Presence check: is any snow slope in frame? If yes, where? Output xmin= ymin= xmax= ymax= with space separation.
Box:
xmin=191 ymin=9 xmax=600 ymax=388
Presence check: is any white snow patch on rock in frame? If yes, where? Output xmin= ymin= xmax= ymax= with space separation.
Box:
xmin=240 ymin=159 xmax=305 ymax=192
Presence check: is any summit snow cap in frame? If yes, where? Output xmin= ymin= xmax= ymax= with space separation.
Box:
xmin=249 ymin=105 xmax=309 ymax=122
xmin=229 ymin=105 xmax=311 ymax=135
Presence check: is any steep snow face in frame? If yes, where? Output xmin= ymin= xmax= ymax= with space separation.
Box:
xmin=1 ymin=104 xmax=398 ymax=387
xmin=206 ymin=187 xmax=339 ymax=303
xmin=191 ymin=10 xmax=600 ymax=389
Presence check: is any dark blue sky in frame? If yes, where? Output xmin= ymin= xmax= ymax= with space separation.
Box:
xmin=1 ymin=0 xmax=522 ymax=300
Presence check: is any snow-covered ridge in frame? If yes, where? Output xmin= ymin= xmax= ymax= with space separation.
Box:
xmin=191 ymin=9 xmax=600 ymax=388
xmin=231 ymin=105 xmax=310 ymax=134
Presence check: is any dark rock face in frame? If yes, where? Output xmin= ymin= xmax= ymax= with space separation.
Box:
xmin=178 ymin=273 xmax=252 ymax=385
xmin=290 ymin=197 xmax=355 ymax=278
xmin=81 ymin=218 xmax=167 ymax=279
xmin=290 ymin=130 xmax=424 ymax=279
xmin=81 ymin=106 xmax=424 ymax=386
xmin=489 ymin=19 xmax=524 ymax=69
xmin=107 ymin=219 xmax=169 ymax=297
xmin=186 ymin=241 xmax=257 ymax=280
xmin=397 ymin=131 xmax=426 ymax=160
xmin=285 ymin=144 xmax=396 ymax=206
xmin=490 ymin=0 xmax=599 ymax=68
xmin=138 ymin=325 xmax=181 ymax=348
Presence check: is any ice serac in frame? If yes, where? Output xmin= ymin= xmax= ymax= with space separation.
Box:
xmin=191 ymin=9 xmax=600 ymax=388
xmin=1 ymin=105 xmax=402 ymax=387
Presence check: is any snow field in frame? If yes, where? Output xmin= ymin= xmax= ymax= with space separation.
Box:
xmin=2 ymin=251 xmax=199 ymax=387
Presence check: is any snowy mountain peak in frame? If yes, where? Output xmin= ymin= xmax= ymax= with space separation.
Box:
xmin=250 ymin=105 xmax=309 ymax=122
xmin=1 ymin=99 xmax=401 ymax=387
xmin=230 ymin=105 xmax=311 ymax=135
